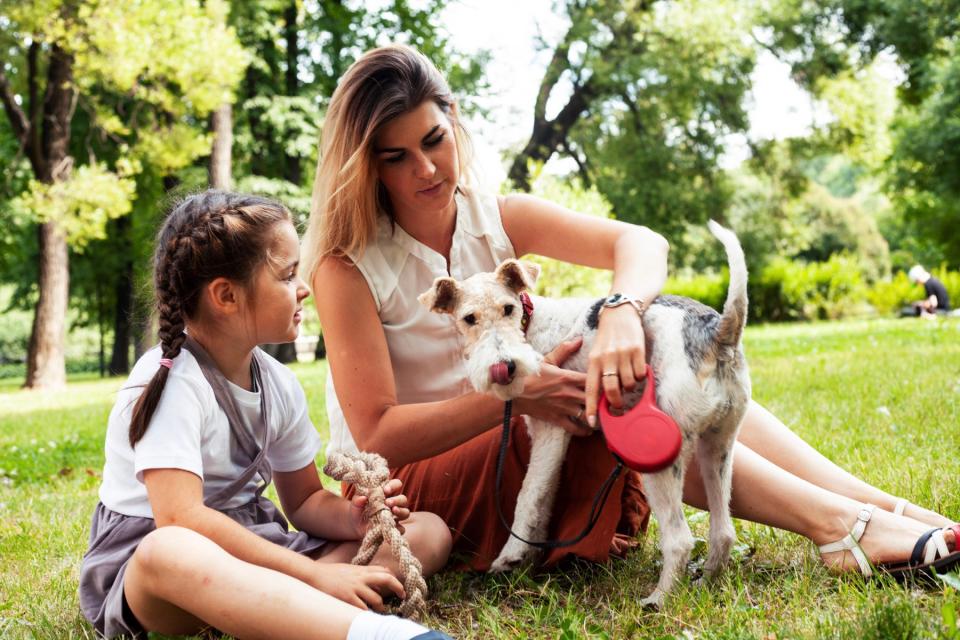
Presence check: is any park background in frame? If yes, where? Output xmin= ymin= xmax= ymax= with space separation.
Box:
xmin=1 ymin=1 xmax=959 ymax=638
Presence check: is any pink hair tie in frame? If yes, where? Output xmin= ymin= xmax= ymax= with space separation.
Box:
xmin=158 ymin=358 xmax=174 ymax=370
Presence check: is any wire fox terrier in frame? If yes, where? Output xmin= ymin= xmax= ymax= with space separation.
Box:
xmin=418 ymin=221 xmax=751 ymax=607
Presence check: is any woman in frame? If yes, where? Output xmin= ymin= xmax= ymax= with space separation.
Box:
xmin=304 ymin=44 xmax=958 ymax=577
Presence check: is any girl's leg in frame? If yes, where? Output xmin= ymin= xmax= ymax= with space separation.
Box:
xmin=124 ymin=526 xmax=362 ymax=639
xmin=736 ymin=400 xmax=951 ymax=527
xmin=317 ymin=511 xmax=453 ymax=577
xmin=683 ymin=441 xmax=955 ymax=571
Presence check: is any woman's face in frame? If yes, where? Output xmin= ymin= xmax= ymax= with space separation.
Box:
xmin=374 ymin=100 xmax=460 ymax=219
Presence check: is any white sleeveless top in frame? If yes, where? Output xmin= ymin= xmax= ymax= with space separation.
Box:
xmin=325 ymin=188 xmax=516 ymax=456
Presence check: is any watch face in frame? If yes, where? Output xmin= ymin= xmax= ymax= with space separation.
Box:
xmin=605 ymin=293 xmax=623 ymax=306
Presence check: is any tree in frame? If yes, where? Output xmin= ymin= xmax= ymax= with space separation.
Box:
xmin=227 ymin=0 xmax=487 ymax=362
xmin=761 ymin=0 xmax=960 ymax=265
xmin=508 ymin=0 xmax=755 ymax=243
xmin=0 ymin=24 xmax=78 ymax=389
xmin=0 ymin=0 xmax=246 ymax=387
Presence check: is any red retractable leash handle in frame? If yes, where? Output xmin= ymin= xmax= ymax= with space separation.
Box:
xmin=598 ymin=364 xmax=682 ymax=473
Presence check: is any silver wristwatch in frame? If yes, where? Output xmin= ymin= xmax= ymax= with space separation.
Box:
xmin=599 ymin=292 xmax=645 ymax=316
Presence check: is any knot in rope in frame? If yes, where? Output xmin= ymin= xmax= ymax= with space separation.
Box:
xmin=324 ymin=451 xmax=428 ymax=620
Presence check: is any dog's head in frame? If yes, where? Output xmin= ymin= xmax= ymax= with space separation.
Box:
xmin=418 ymin=260 xmax=543 ymax=400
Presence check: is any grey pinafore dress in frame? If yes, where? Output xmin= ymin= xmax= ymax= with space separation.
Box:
xmin=79 ymin=339 xmax=326 ymax=638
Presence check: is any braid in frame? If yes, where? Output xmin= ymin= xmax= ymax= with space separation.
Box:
xmin=127 ymin=190 xmax=290 ymax=448
xmin=128 ymin=216 xmax=195 ymax=446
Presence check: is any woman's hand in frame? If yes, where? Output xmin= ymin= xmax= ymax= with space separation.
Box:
xmin=585 ymin=304 xmax=647 ymax=426
xmin=308 ymin=562 xmax=404 ymax=611
xmin=514 ymin=337 xmax=592 ymax=436
xmin=349 ymin=478 xmax=411 ymax=537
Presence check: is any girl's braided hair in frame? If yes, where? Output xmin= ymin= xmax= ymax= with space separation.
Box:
xmin=128 ymin=190 xmax=291 ymax=447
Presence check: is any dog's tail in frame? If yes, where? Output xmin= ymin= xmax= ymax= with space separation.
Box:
xmin=708 ymin=220 xmax=748 ymax=350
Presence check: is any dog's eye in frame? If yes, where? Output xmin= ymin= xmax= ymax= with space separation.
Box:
xmin=504 ymin=304 xmax=514 ymax=317
xmin=463 ymin=314 xmax=477 ymax=326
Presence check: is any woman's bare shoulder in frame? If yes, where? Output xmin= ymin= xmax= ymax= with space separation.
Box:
xmin=313 ymin=254 xmax=363 ymax=290
xmin=311 ymin=255 xmax=378 ymax=317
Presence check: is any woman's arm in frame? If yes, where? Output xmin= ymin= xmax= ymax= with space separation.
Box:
xmin=315 ymin=257 xmax=592 ymax=467
xmin=500 ymin=193 xmax=670 ymax=423
xmin=314 ymin=257 xmax=511 ymax=467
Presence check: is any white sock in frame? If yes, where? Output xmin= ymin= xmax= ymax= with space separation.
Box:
xmin=346 ymin=610 xmax=430 ymax=640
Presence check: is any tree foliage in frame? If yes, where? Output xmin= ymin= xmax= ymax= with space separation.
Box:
xmin=509 ymin=0 xmax=755 ymax=245
xmin=1 ymin=0 xmax=485 ymax=377
xmin=0 ymin=0 xmax=248 ymax=385
xmin=762 ymin=0 xmax=960 ymax=266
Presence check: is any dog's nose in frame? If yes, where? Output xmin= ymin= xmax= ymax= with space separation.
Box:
xmin=490 ymin=361 xmax=514 ymax=385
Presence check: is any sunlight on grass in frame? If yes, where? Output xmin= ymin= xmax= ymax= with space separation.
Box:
xmin=1 ymin=319 xmax=959 ymax=638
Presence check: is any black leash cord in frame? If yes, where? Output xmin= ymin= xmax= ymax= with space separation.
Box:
xmin=494 ymin=400 xmax=624 ymax=549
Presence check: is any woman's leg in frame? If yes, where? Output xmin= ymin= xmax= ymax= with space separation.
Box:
xmin=683 ymin=441 xmax=955 ymax=571
xmin=735 ymin=400 xmax=951 ymax=527
xmin=317 ymin=511 xmax=453 ymax=577
xmin=124 ymin=526 xmax=362 ymax=639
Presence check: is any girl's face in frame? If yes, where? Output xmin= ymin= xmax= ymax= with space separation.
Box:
xmin=244 ymin=221 xmax=310 ymax=345
xmin=374 ymin=100 xmax=460 ymax=220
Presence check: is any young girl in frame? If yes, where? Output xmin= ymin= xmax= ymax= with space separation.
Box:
xmin=303 ymin=44 xmax=959 ymax=578
xmin=79 ymin=191 xmax=453 ymax=640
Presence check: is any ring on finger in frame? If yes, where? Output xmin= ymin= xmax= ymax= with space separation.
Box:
xmin=601 ymin=371 xmax=619 ymax=377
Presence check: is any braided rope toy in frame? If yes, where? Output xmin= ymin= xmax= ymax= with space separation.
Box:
xmin=323 ymin=451 xmax=428 ymax=619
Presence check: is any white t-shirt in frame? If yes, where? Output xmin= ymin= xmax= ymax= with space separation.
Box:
xmin=99 ymin=346 xmax=322 ymax=518
xmin=325 ymin=187 xmax=516 ymax=456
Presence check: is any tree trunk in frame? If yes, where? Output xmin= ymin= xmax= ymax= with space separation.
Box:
xmin=109 ymin=217 xmax=133 ymax=376
xmin=507 ymin=78 xmax=596 ymax=192
xmin=507 ymin=1 xmax=648 ymax=191
xmin=260 ymin=342 xmax=298 ymax=363
xmin=266 ymin=0 xmax=301 ymax=365
xmin=23 ymin=45 xmax=74 ymax=390
xmin=210 ymin=103 xmax=233 ymax=189
xmin=284 ymin=1 xmax=301 ymax=186
xmin=25 ymin=222 xmax=69 ymax=388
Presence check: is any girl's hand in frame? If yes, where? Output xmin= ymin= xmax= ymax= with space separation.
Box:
xmin=514 ymin=337 xmax=592 ymax=436
xmin=585 ymin=305 xmax=647 ymax=426
xmin=309 ymin=562 xmax=404 ymax=612
xmin=349 ymin=478 xmax=411 ymax=537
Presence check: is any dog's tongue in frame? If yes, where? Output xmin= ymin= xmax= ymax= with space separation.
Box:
xmin=490 ymin=362 xmax=511 ymax=386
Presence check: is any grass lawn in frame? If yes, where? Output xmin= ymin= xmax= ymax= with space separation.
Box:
xmin=1 ymin=317 xmax=959 ymax=639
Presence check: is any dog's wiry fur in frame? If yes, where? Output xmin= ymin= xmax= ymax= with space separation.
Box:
xmin=418 ymin=221 xmax=751 ymax=608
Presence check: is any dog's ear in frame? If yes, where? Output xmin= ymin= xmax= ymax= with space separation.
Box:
xmin=418 ymin=277 xmax=461 ymax=314
xmin=495 ymin=259 xmax=540 ymax=293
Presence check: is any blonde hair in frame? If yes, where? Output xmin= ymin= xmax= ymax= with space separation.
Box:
xmin=301 ymin=44 xmax=473 ymax=282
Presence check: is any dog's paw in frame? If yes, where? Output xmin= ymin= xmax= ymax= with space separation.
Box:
xmin=703 ymin=553 xmax=730 ymax=579
xmin=640 ymin=589 xmax=664 ymax=610
xmin=490 ymin=554 xmax=524 ymax=573
xmin=490 ymin=539 xmax=537 ymax=572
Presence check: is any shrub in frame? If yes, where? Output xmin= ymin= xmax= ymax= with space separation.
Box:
xmin=751 ymin=255 xmax=868 ymax=321
xmin=663 ymin=270 xmax=729 ymax=311
xmin=866 ymin=271 xmax=916 ymax=315
xmin=868 ymin=266 xmax=960 ymax=316
xmin=0 ymin=287 xmax=31 ymax=364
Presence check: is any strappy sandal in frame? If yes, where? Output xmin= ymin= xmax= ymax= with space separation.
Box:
xmin=818 ymin=504 xmax=960 ymax=583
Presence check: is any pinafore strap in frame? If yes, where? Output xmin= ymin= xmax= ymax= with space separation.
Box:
xmin=182 ymin=336 xmax=273 ymax=509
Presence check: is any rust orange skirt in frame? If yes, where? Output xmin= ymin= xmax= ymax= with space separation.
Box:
xmin=349 ymin=418 xmax=650 ymax=571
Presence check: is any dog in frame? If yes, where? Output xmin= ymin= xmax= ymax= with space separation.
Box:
xmin=418 ymin=221 xmax=751 ymax=607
